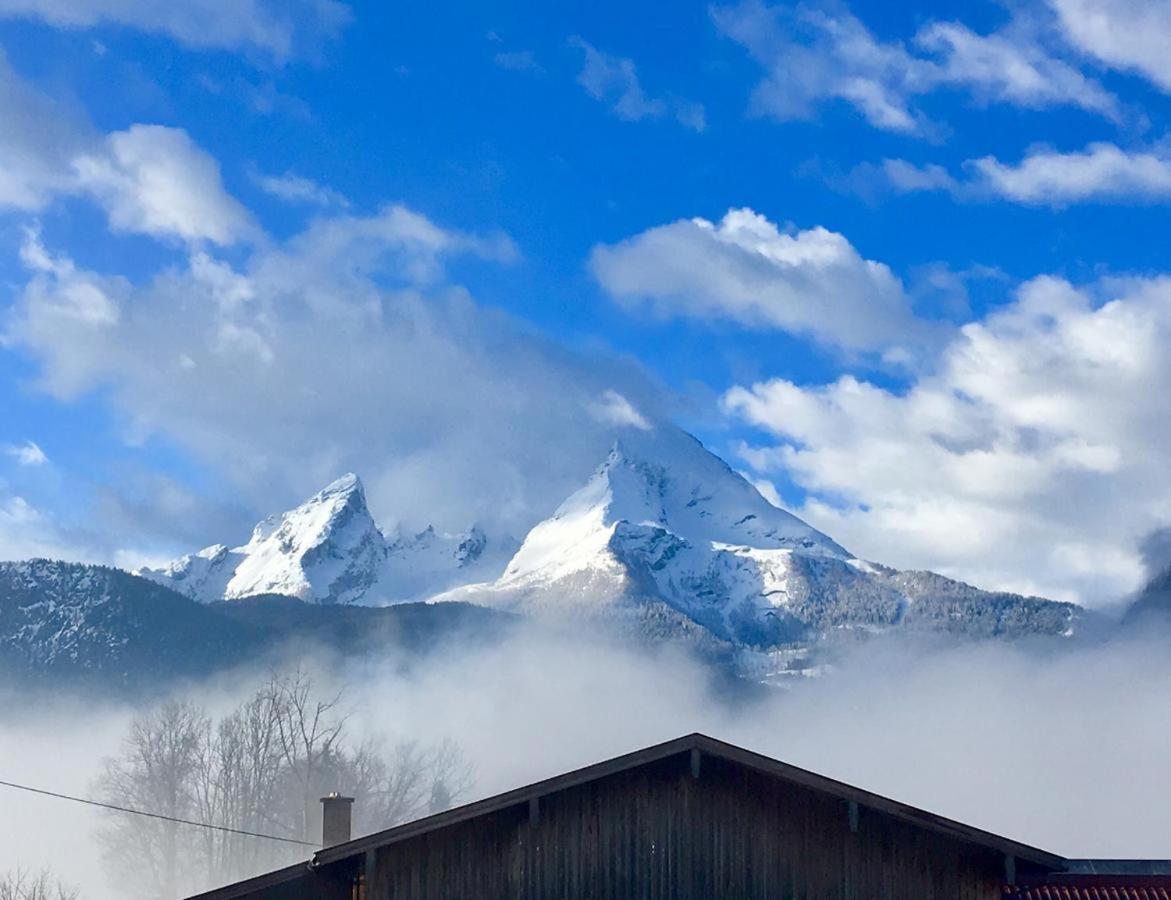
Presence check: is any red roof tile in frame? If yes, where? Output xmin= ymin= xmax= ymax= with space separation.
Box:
xmin=1007 ymin=883 xmax=1171 ymax=899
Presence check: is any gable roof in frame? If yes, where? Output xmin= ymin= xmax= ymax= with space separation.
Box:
xmin=312 ymin=731 xmax=1065 ymax=869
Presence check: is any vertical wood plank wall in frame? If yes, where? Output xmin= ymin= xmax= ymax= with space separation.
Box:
xmin=366 ymin=753 xmax=1005 ymax=900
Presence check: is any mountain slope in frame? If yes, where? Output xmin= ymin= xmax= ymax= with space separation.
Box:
xmin=0 ymin=560 xmax=514 ymax=691
xmin=0 ymin=559 xmax=258 ymax=685
xmin=444 ymin=427 xmax=1080 ymax=654
xmin=140 ymin=474 xmax=512 ymax=605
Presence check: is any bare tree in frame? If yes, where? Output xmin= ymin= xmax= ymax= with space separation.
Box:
xmin=95 ymin=669 xmax=474 ymax=896
xmin=95 ymin=701 xmax=208 ymax=898
xmin=0 ymin=869 xmax=79 ymax=900
xmin=264 ymin=668 xmax=348 ymax=843
xmin=193 ymin=686 xmax=293 ymax=883
xmin=346 ymin=737 xmax=474 ymax=835
xmin=345 ymin=739 xmax=427 ymax=834
xmin=427 ymin=738 xmax=474 ymax=815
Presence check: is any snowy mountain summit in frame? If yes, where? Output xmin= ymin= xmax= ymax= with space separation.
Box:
xmin=445 ymin=426 xmax=1079 ymax=655
xmin=500 ymin=430 xmax=847 ymax=591
xmin=226 ymin=472 xmax=384 ymax=602
xmin=140 ymin=474 xmax=508 ymax=605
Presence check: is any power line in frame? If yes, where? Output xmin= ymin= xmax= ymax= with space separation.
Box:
xmin=0 ymin=778 xmax=320 ymax=848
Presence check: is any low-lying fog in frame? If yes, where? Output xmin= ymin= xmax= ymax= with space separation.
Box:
xmin=3 ymin=622 xmax=1169 ymax=898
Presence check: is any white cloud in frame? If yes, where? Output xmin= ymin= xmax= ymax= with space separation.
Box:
xmin=74 ymin=125 xmax=256 ymax=245
xmin=0 ymin=0 xmax=350 ymax=60
xmin=0 ymin=475 xmax=173 ymax=565
xmin=590 ymin=207 xmax=928 ymax=353
xmin=1050 ymin=0 xmax=1171 ymax=92
xmin=740 ymin=472 xmax=785 ymax=509
xmin=570 ymin=38 xmax=706 ymax=132
xmin=19 ymin=226 xmax=120 ymax=329
xmin=0 ymin=55 xmax=255 ymax=245
xmin=724 ymin=274 xmax=1171 ymax=605
xmin=6 ymin=205 xmax=664 ymax=539
xmin=917 ymin=20 xmax=1119 ymax=117
xmin=970 ymin=142 xmax=1171 ymax=205
xmin=4 ymin=441 xmax=48 ymax=466
xmin=0 ymin=492 xmax=86 ymax=562
xmin=0 ymin=495 xmax=52 ymax=558
xmin=712 ymin=1 xmax=931 ymax=133
xmin=252 ymin=169 xmax=349 ymax=207
xmin=712 ymin=1 xmax=1118 ymax=135
xmin=875 ymin=143 xmax=1171 ymax=206
xmin=589 ymin=389 xmax=652 ymax=431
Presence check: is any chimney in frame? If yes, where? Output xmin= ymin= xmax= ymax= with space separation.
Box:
xmin=320 ymin=792 xmax=355 ymax=847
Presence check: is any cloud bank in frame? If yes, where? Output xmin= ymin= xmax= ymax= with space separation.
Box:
xmin=726 ymin=273 xmax=1171 ymax=604
xmin=6 ymin=205 xmax=665 ymax=548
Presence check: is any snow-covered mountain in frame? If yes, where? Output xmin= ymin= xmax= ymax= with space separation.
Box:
xmin=440 ymin=427 xmax=1079 ymax=656
xmin=138 ymin=425 xmax=1078 ymax=672
xmin=139 ymin=474 xmax=512 ymax=605
xmin=0 ymin=425 xmax=1086 ymax=692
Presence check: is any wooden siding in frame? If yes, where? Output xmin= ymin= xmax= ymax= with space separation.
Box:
xmin=367 ymin=752 xmax=1008 ymax=900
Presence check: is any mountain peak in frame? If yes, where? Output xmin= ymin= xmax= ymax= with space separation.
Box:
xmin=318 ymin=472 xmax=364 ymax=499
xmin=139 ymin=474 xmax=513 ymax=606
xmin=499 ymin=426 xmax=848 ymax=589
xmin=284 ymin=471 xmax=366 ymax=526
xmin=226 ymin=474 xmax=381 ymax=602
xmin=245 ymin=473 xmax=368 ymax=547
xmin=591 ymin=427 xmax=848 ymax=555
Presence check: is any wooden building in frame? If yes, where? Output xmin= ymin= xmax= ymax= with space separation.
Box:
xmin=187 ymin=733 xmax=1166 ymax=900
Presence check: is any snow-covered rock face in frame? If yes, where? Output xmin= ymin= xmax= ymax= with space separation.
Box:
xmin=150 ymin=544 xmax=237 ymax=601
xmin=454 ymin=426 xmax=1079 ymax=654
xmin=225 ymin=473 xmax=384 ymax=603
xmin=140 ymin=474 xmax=510 ymax=605
xmin=487 ymin=428 xmax=854 ymax=638
xmin=501 ymin=429 xmax=846 ymax=589
xmin=379 ymin=524 xmax=505 ymax=602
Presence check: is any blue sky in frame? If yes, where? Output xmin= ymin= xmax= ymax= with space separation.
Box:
xmin=3 ymin=0 xmax=1171 ymax=605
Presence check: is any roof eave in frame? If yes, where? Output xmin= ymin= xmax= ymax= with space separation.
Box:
xmin=184 ymin=861 xmax=312 ymax=900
